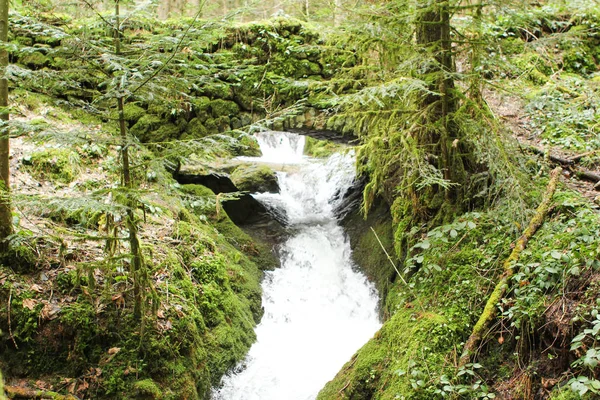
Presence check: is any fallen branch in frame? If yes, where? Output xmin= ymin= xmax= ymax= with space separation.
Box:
xmin=458 ymin=167 xmax=562 ymax=367
xmin=526 ymin=145 xmax=600 ymax=189
xmin=5 ymin=386 xmax=79 ymax=400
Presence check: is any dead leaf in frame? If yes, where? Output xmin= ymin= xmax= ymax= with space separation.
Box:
xmin=157 ymin=309 xmax=165 ymax=319
xmin=22 ymin=298 xmax=39 ymax=310
xmin=77 ymin=380 xmax=89 ymax=392
xmin=31 ymin=284 xmax=43 ymax=293
xmin=108 ymin=347 xmax=121 ymax=355
xmin=40 ymin=303 xmax=61 ymax=320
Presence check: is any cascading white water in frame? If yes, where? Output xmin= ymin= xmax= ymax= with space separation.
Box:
xmin=214 ymin=131 xmax=381 ymax=400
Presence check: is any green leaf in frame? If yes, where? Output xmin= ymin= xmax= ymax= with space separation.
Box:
xmin=551 ymin=250 xmax=562 ymax=259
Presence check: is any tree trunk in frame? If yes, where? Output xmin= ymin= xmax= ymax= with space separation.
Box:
xmin=115 ymin=0 xmax=143 ymax=321
xmin=0 ymin=0 xmax=11 ymax=252
xmin=0 ymin=369 xmax=6 ymax=400
xmin=333 ymin=0 xmax=343 ymax=26
xmin=415 ymin=0 xmax=460 ymax=203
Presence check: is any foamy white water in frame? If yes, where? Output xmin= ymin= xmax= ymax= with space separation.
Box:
xmin=214 ymin=131 xmax=381 ymax=400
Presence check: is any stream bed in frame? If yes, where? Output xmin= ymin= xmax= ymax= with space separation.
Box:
xmin=213 ymin=131 xmax=381 ymax=400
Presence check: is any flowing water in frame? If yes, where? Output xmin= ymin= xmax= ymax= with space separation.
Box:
xmin=213 ymin=131 xmax=381 ymax=400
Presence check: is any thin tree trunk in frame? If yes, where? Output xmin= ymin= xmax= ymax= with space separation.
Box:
xmin=0 ymin=369 xmax=6 ymax=400
xmin=333 ymin=0 xmax=342 ymax=26
xmin=115 ymin=0 xmax=143 ymax=321
xmin=459 ymin=167 xmax=562 ymax=366
xmin=0 ymin=0 xmax=11 ymax=252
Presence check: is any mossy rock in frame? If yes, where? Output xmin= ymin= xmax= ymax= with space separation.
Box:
xmin=182 ymin=117 xmax=209 ymax=139
xmin=122 ymin=104 xmax=146 ymax=122
xmin=14 ymin=36 xmax=33 ymax=46
xmin=24 ymin=148 xmax=79 ymax=183
xmin=130 ymin=115 xmax=163 ymax=142
xmin=303 ymin=137 xmax=343 ymax=158
xmin=210 ymin=99 xmax=240 ymax=118
xmin=200 ymin=81 xmax=234 ymax=100
xmin=231 ymin=164 xmax=279 ymax=193
xmin=204 ymin=118 xmax=219 ymax=135
xmin=19 ymin=51 xmax=50 ymax=69
xmin=35 ymin=35 xmax=62 ymax=47
xmin=317 ymin=310 xmax=452 ymax=400
xmin=48 ymin=56 xmax=69 ymax=70
xmin=215 ymin=116 xmax=231 ymax=132
xmin=192 ymin=96 xmax=211 ymax=116
xmin=149 ymin=123 xmax=182 ymax=142
xmin=230 ymin=132 xmax=262 ymax=157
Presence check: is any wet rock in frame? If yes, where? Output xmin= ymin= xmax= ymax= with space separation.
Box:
xmin=231 ymin=164 xmax=280 ymax=194
xmin=174 ymin=170 xmax=283 ymax=227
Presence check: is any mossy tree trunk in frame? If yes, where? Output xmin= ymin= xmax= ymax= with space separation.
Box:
xmin=412 ymin=0 xmax=474 ymax=216
xmin=0 ymin=0 xmax=11 ymax=253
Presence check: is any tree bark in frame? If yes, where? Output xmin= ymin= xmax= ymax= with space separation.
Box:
xmin=0 ymin=0 xmax=11 ymax=252
xmin=459 ymin=167 xmax=562 ymax=367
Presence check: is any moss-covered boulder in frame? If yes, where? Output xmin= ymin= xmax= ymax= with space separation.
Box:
xmin=182 ymin=117 xmax=209 ymax=139
xmin=130 ymin=115 xmax=181 ymax=142
xmin=210 ymin=99 xmax=240 ymax=118
xmin=231 ymin=164 xmax=279 ymax=193
xmin=122 ymin=104 xmax=146 ymax=123
xmin=19 ymin=51 xmax=50 ymax=69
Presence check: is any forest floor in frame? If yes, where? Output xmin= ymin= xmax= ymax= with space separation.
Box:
xmin=485 ymin=88 xmax=600 ymax=208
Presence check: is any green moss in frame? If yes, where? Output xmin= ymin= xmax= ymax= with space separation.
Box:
xmin=200 ymin=81 xmax=234 ymax=100
xmin=25 ymin=148 xmax=80 ymax=183
xmin=132 ymin=379 xmax=162 ymax=399
xmin=318 ymin=310 xmax=452 ymax=400
xmin=210 ymin=99 xmax=240 ymax=117
xmin=230 ymin=132 xmax=262 ymax=157
xmin=181 ymin=117 xmax=209 ymax=139
xmin=12 ymin=89 xmax=52 ymax=112
xmin=231 ymin=164 xmax=279 ymax=193
xmin=303 ymin=137 xmax=344 ymax=158
xmin=122 ymin=104 xmax=146 ymax=123
xmin=19 ymin=51 xmax=50 ymax=69
xmin=129 ymin=115 xmax=181 ymax=142
xmin=14 ymin=36 xmax=33 ymax=46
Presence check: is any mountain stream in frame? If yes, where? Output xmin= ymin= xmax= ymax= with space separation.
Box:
xmin=213 ymin=131 xmax=381 ymax=400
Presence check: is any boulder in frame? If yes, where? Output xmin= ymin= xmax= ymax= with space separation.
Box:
xmin=231 ymin=164 xmax=279 ymax=194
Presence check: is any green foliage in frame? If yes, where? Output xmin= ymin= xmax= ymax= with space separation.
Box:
xmin=525 ymin=74 xmax=600 ymax=151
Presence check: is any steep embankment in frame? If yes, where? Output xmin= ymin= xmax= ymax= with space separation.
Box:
xmin=319 ymin=3 xmax=600 ymax=399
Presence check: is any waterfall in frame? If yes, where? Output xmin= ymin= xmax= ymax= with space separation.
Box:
xmin=213 ymin=131 xmax=381 ymax=400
